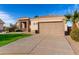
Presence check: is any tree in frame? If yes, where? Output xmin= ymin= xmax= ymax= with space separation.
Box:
xmin=34 ymin=16 xmax=39 ymax=18
xmin=72 ymin=10 xmax=79 ymax=29
xmin=3 ymin=26 xmax=9 ymax=32
xmin=9 ymin=23 xmax=17 ymax=32
xmin=64 ymin=14 xmax=72 ymax=23
xmin=64 ymin=10 xmax=79 ymax=29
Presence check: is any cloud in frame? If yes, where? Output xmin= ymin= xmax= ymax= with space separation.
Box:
xmin=0 ymin=11 xmax=16 ymax=27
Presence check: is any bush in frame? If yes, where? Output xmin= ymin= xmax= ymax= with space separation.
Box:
xmin=70 ymin=28 xmax=79 ymax=41
xmin=15 ymin=30 xmax=22 ymax=32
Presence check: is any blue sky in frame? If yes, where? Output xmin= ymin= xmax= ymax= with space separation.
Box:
xmin=0 ymin=4 xmax=78 ymax=26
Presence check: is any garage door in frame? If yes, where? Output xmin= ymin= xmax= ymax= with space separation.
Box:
xmin=39 ymin=21 xmax=64 ymax=36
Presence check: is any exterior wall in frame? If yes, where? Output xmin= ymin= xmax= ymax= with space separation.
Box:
xmin=30 ymin=21 xmax=38 ymax=31
xmin=65 ymin=24 xmax=67 ymax=31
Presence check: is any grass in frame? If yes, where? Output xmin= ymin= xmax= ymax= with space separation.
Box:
xmin=0 ymin=33 xmax=32 ymax=46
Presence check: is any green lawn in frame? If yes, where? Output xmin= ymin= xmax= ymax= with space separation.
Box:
xmin=0 ymin=34 xmax=32 ymax=46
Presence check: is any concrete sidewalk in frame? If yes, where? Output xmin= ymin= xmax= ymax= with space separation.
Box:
xmin=0 ymin=34 xmax=74 ymax=55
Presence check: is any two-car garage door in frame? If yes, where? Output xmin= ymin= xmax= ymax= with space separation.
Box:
xmin=38 ymin=21 xmax=64 ymax=36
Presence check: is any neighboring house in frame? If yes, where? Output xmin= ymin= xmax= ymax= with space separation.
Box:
xmin=0 ymin=19 xmax=4 ymax=32
xmin=16 ymin=16 xmax=66 ymax=35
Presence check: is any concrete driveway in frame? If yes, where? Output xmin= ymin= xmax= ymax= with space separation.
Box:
xmin=0 ymin=34 xmax=74 ymax=55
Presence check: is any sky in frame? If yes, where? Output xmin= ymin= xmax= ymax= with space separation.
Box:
xmin=0 ymin=4 xmax=78 ymax=26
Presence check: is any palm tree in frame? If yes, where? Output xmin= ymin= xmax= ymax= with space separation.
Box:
xmin=64 ymin=14 xmax=72 ymax=23
xmin=72 ymin=10 xmax=79 ymax=29
xmin=64 ymin=10 xmax=79 ymax=29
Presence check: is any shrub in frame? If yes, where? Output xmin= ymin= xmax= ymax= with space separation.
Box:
xmin=70 ymin=28 xmax=79 ymax=41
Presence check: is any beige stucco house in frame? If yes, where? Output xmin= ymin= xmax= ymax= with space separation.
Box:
xmin=0 ymin=19 xmax=4 ymax=32
xmin=16 ymin=16 xmax=66 ymax=35
xmin=30 ymin=16 xmax=66 ymax=35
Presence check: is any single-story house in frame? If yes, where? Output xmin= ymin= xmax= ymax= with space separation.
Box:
xmin=16 ymin=16 xmax=67 ymax=35
xmin=30 ymin=16 xmax=66 ymax=35
xmin=0 ymin=19 xmax=4 ymax=32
